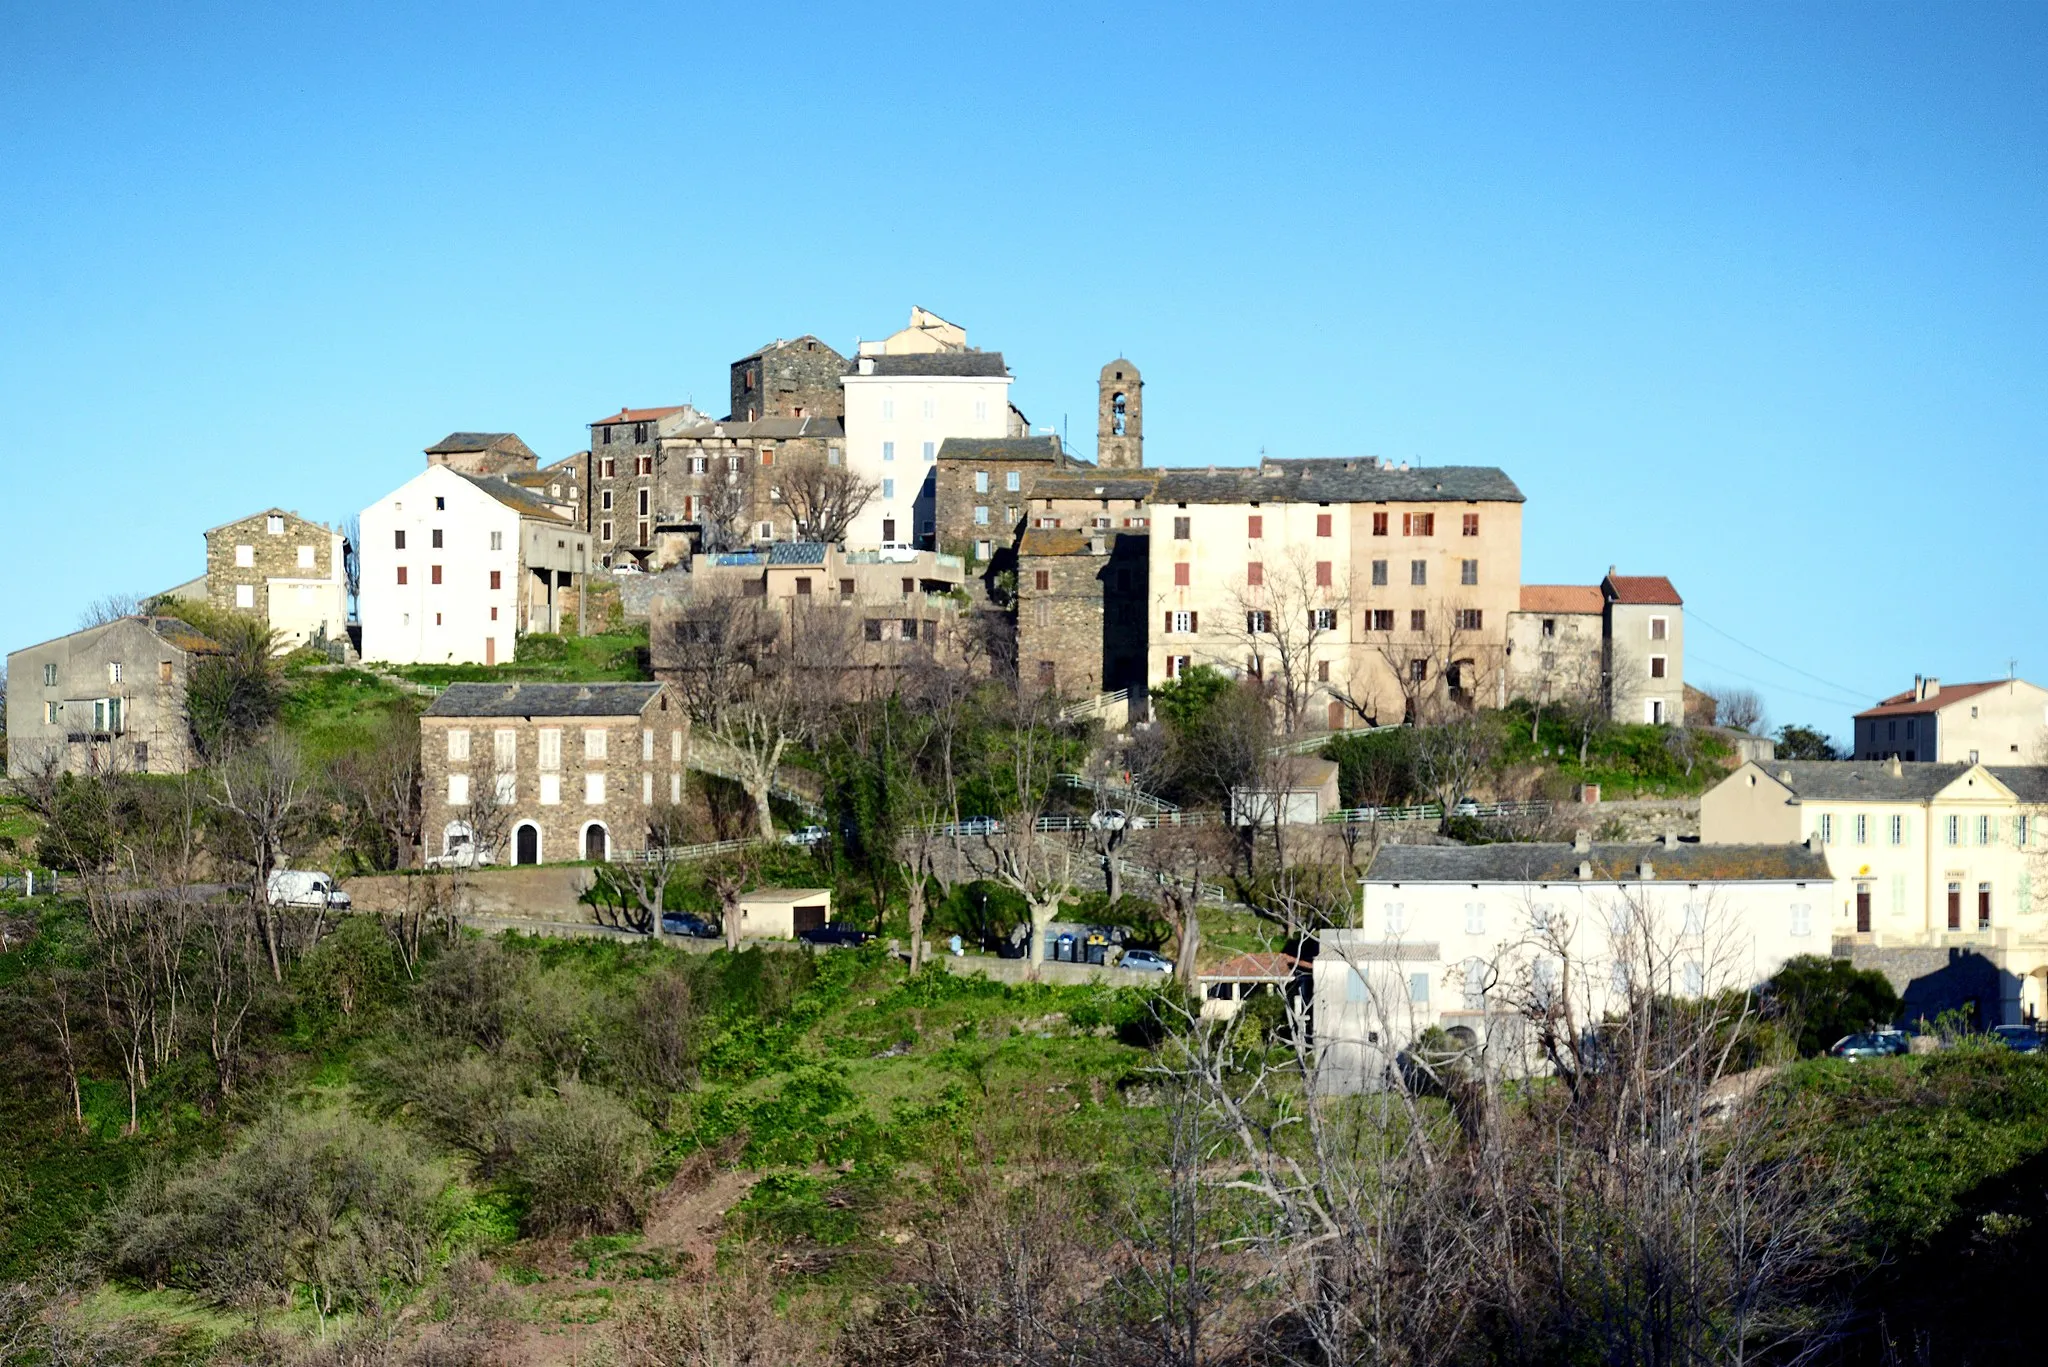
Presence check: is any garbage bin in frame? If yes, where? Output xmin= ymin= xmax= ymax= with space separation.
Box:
xmin=1085 ymin=935 xmax=1108 ymax=966
xmin=1057 ymin=933 xmax=1076 ymax=963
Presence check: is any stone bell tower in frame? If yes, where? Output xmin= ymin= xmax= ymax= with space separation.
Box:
xmin=1097 ymin=359 xmax=1142 ymax=470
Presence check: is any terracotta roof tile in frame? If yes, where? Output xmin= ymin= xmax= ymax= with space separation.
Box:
xmin=590 ymin=405 xmax=690 ymax=426
xmin=1603 ymin=574 xmax=1683 ymax=605
xmin=1855 ymin=680 xmax=2009 ymax=719
xmin=1520 ymin=585 xmax=1603 ymax=614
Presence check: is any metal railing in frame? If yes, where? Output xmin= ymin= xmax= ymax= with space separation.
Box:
xmin=1268 ymin=722 xmax=1404 ymax=757
xmin=1321 ymin=799 xmax=1552 ymax=825
xmin=0 ymin=872 xmax=61 ymax=896
xmin=612 ymin=837 xmax=759 ymax=865
xmin=1058 ymin=772 xmax=1179 ymax=813
xmin=1059 ymin=689 xmax=1130 ymax=723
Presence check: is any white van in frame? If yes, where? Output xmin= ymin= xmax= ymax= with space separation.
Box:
xmin=266 ymin=869 xmax=352 ymax=910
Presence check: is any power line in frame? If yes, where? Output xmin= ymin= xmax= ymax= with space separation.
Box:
xmin=1686 ymin=610 xmax=1871 ymax=703
xmin=1688 ymin=652 xmax=1867 ymax=713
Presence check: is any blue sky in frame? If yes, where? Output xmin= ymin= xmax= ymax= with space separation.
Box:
xmin=4 ymin=2 xmax=2044 ymax=738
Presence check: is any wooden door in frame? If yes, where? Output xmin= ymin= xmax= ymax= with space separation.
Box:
xmin=1948 ymin=884 xmax=1962 ymax=930
xmin=1856 ymin=888 xmax=1871 ymax=933
xmin=516 ymin=825 xmax=537 ymax=865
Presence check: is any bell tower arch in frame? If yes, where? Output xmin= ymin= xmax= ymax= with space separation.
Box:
xmin=1097 ymin=359 xmax=1142 ymax=470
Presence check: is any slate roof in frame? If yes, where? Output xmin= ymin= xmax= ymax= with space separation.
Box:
xmin=1018 ymin=529 xmax=1097 ymax=557
xmin=1366 ymin=841 xmax=1832 ymax=884
xmin=736 ymin=335 xmax=840 ymax=362
xmin=202 ymin=508 xmax=337 ymax=538
xmin=937 ymin=436 xmax=1072 ymax=463
xmin=460 ymin=474 xmax=574 ymax=523
xmin=148 ymin=616 xmax=225 ymax=656
xmin=424 ymin=683 xmax=665 ymax=719
xmin=426 ymin=432 xmax=535 ymax=458
xmin=1151 ymin=459 xmax=1523 ymax=506
xmin=669 ymin=416 xmax=847 ymax=441
xmin=1031 ymin=476 xmax=1159 ymax=501
xmin=1520 ymin=585 xmax=1603 ymax=614
xmin=1604 ymin=574 xmax=1683 ymax=606
xmin=1990 ymin=767 xmax=2048 ymax=803
xmin=1855 ymin=680 xmax=2011 ymax=719
xmin=1755 ymin=760 xmax=1977 ymax=802
xmin=855 ymin=352 xmax=1009 ymax=378
xmin=767 ymin=541 xmax=829 ymax=566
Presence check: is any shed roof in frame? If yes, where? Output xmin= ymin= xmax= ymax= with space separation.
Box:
xmin=1366 ymin=841 xmax=1831 ymax=884
xmin=1152 ymin=459 xmax=1522 ymax=506
xmin=737 ymin=887 xmax=832 ymax=906
xmin=423 ymin=683 xmax=664 ymax=719
xmin=1519 ymin=584 xmax=1603 ymax=614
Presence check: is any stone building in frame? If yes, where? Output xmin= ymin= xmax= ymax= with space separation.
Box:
xmin=729 ymin=336 xmax=848 ymax=423
xmin=1148 ymin=458 xmax=1525 ymax=728
xmin=518 ymin=452 xmax=589 ymax=525
xmin=932 ymin=436 xmax=1085 ymax=568
xmin=202 ymin=508 xmax=349 ymax=651
xmin=6 ymin=615 xmax=223 ymax=777
xmin=424 ymin=433 xmax=540 ymax=477
xmin=586 ymin=406 xmax=709 ymax=568
xmin=419 ymin=681 xmax=687 ymax=866
xmin=1504 ymin=574 xmax=1686 ymax=725
xmin=1026 ymin=474 xmax=1157 ymax=535
xmin=1096 ymin=359 xmax=1143 ymax=470
xmin=1015 ymin=529 xmax=1149 ymax=697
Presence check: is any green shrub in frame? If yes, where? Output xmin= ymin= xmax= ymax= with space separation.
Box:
xmin=1766 ymin=954 xmax=1903 ymax=1056
xmin=496 ymin=1080 xmax=654 ymax=1237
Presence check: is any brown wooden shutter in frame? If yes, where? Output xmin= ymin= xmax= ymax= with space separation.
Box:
xmin=1189 ymin=611 xmax=1198 ymax=632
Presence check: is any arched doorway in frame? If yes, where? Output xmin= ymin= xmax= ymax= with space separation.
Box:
xmin=583 ymin=823 xmax=608 ymax=862
xmin=514 ymin=823 xmax=540 ymax=866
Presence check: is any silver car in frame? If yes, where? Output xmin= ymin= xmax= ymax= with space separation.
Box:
xmin=1120 ymin=949 xmax=1174 ymax=974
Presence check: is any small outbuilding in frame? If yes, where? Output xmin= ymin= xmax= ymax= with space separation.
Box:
xmin=1229 ymin=756 xmax=1341 ymax=826
xmin=736 ymin=887 xmax=833 ymax=939
xmin=1199 ymin=952 xmax=1306 ymax=1021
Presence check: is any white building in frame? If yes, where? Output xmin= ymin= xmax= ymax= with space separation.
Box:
xmin=359 ymin=466 xmax=592 ymax=666
xmin=1852 ymin=676 xmax=2048 ymax=764
xmin=841 ymin=310 xmax=1015 ymax=549
xmin=1314 ymin=837 xmax=1834 ymax=1092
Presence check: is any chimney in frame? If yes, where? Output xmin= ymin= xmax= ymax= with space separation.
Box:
xmin=1572 ymin=829 xmax=1591 ymax=854
xmin=1608 ymin=564 xmax=1617 ymax=577
xmin=1778 ymin=769 xmax=1793 ymax=784
xmin=1638 ymin=858 xmax=1655 ymax=880
xmin=1887 ymin=755 xmax=1903 ymax=778
xmin=1918 ymin=676 xmax=1941 ymax=701
xmin=858 ymin=357 xmax=875 ymax=375
xmin=1577 ymin=861 xmax=1594 ymax=881
xmin=1661 ymin=831 xmax=1679 ymax=850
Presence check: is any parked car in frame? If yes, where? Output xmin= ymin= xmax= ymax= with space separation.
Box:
xmin=266 ymin=869 xmax=351 ymax=910
xmin=940 ymin=817 xmax=1003 ymax=836
xmin=1090 ymin=808 xmax=1129 ymax=831
xmin=783 ymin=825 xmax=828 ymax=847
xmin=1451 ymin=797 xmax=1482 ymax=818
xmin=1992 ymin=1024 xmax=2046 ymax=1053
xmin=799 ymin=923 xmax=873 ymax=948
xmin=659 ymin=912 xmax=717 ymax=939
xmin=1828 ymin=1031 xmax=1907 ymax=1060
xmin=1120 ymin=948 xmax=1174 ymax=974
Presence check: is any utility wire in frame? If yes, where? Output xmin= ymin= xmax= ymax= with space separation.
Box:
xmin=1685 ymin=609 xmax=1871 ymax=703
xmin=1688 ymin=652 xmax=1869 ymax=714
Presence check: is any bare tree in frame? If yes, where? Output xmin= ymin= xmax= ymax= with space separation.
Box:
xmin=77 ymin=592 xmax=142 ymax=630
xmin=1344 ymin=596 xmax=1506 ymax=728
xmin=596 ymin=803 xmax=696 ymax=935
xmin=964 ymin=691 xmax=1080 ymax=977
xmin=1718 ymin=686 xmax=1766 ymax=735
xmin=699 ymin=471 xmax=753 ymax=553
xmin=1216 ymin=547 xmax=1348 ymax=736
xmin=774 ymin=454 xmax=878 ymax=544
xmin=1411 ymin=715 xmax=1499 ymax=828
xmin=339 ymin=512 xmax=362 ymax=622
xmin=209 ymin=734 xmax=311 ymax=981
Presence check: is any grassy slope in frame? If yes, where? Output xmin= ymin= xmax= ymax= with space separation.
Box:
xmin=381 ymin=630 xmax=652 ymax=688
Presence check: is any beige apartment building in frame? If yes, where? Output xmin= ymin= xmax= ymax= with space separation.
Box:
xmin=1147 ymin=459 xmax=1524 ymax=728
xmin=1701 ymin=758 xmax=2048 ymax=1023
xmin=1852 ymin=676 xmax=2048 ymax=764
xmin=1505 ymin=573 xmax=1685 ymax=724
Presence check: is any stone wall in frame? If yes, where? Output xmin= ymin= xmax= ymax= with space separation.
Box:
xmin=1016 ymin=533 xmax=1148 ymax=697
xmin=934 ymin=459 xmax=1034 ymax=566
xmin=204 ymin=510 xmax=335 ymax=623
xmin=342 ymin=865 xmax=597 ymax=919
xmin=731 ymin=338 xmax=847 ymax=422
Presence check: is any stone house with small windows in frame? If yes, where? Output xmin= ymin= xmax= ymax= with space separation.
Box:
xmin=730 ymin=336 xmax=848 ymax=425
xmin=1505 ymin=573 xmax=1684 ymax=724
xmin=1851 ymin=676 xmax=2048 ymax=764
xmin=419 ymin=682 xmax=687 ymax=866
xmin=932 ymin=435 xmax=1086 ymax=571
xmin=1014 ymin=529 xmax=1149 ymax=697
xmin=202 ymin=509 xmax=350 ymax=651
xmin=424 ymin=432 xmax=540 ymax=477
xmin=6 ymin=615 xmax=223 ymax=777
xmin=1703 ymin=758 xmax=2048 ymax=1024
xmin=359 ymin=465 xmax=593 ymax=666
xmin=1315 ymin=838 xmax=1833 ymax=1090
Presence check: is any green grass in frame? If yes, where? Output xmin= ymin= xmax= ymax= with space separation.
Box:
xmin=0 ymin=795 xmax=41 ymax=872
xmin=278 ymin=666 xmax=423 ymax=761
xmin=381 ymin=629 xmax=652 ymax=687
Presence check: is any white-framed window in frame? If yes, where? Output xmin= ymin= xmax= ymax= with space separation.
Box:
xmin=1946 ymin=814 xmax=1960 ymax=846
xmin=45 ymin=701 xmax=58 ymax=724
xmin=1648 ymin=655 xmax=1667 ymax=679
xmin=234 ymin=544 xmax=254 ymax=567
xmin=43 ymin=663 xmax=56 ymax=686
xmin=1171 ymin=610 xmax=1193 ymax=634
xmin=975 ymin=399 xmax=989 ymax=422
xmin=882 ymin=479 xmax=895 ymax=500
xmin=267 ymin=515 xmax=285 ymax=535
xmin=671 ymin=729 xmax=684 ymax=763
xmin=1007 ymin=470 xmax=1021 ymax=492
xmin=1649 ymin=616 xmax=1668 ymax=640
xmin=490 ymin=530 xmax=503 ymax=551
xmin=882 ymin=440 xmax=895 ymax=462
xmin=494 ymin=728 xmax=516 ymax=771
xmin=540 ymin=774 xmax=561 ymax=805
xmin=585 ymin=772 xmax=606 ymax=805
xmin=1310 ymin=608 xmax=1337 ymax=630
xmin=1408 ymin=972 xmax=1430 ymax=1004
xmin=494 ymin=773 xmax=515 ymax=804
xmin=1791 ymin=903 xmax=1812 ymax=937
xmin=922 ymin=398 xmax=935 ymax=420
xmin=922 ymin=441 xmax=936 ymax=462
xmin=827 ymin=445 xmax=841 ymax=466
xmin=759 ymin=521 xmax=775 ymax=539
xmin=642 ymin=772 xmax=653 ymax=805
xmin=538 ymin=728 xmax=562 ymax=772
xmin=1464 ymin=903 xmax=1486 ymax=934
xmin=1682 ymin=961 xmax=1704 ymax=997
xmin=108 ymin=662 xmax=122 ymax=684
xmin=1165 ymin=654 xmax=1191 ymax=678
xmin=236 ymin=584 xmax=255 ymax=609
xmin=1979 ymin=814 xmax=1993 ymax=845
xmin=1890 ymin=813 xmax=1906 ymax=845
xmin=881 ymin=399 xmax=895 ymax=420
xmin=297 ymin=545 xmax=314 ymax=568
xmin=973 ymin=470 xmax=990 ymax=493
xmin=584 ymin=727 xmax=609 ymax=761
xmin=974 ymin=506 xmax=989 ymax=525
xmin=671 ymin=773 xmax=682 ymax=803
xmin=1818 ymin=813 xmax=1834 ymax=844
xmin=448 ymin=774 xmax=470 ymax=805
xmin=1462 ymin=958 xmax=1487 ymax=1011
xmin=974 ymin=539 xmax=992 ymax=560
xmin=1383 ymin=902 xmax=1406 ymax=934
xmin=1854 ymin=813 xmax=1868 ymax=844
xmin=642 ymin=728 xmax=654 ymax=762
xmin=2021 ymin=814 xmax=2032 ymax=846
xmin=448 ymin=728 xmax=471 ymax=762
xmin=1683 ymin=902 xmax=1705 ymax=935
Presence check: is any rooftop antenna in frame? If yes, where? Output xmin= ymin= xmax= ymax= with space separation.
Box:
xmin=2011 ymin=658 xmax=2019 ymax=680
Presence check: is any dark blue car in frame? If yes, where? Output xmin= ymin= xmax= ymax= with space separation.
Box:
xmin=659 ymin=912 xmax=717 ymax=939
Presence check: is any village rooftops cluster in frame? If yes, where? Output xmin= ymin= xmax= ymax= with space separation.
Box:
xmin=1149 ymin=458 xmax=1525 ymax=505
